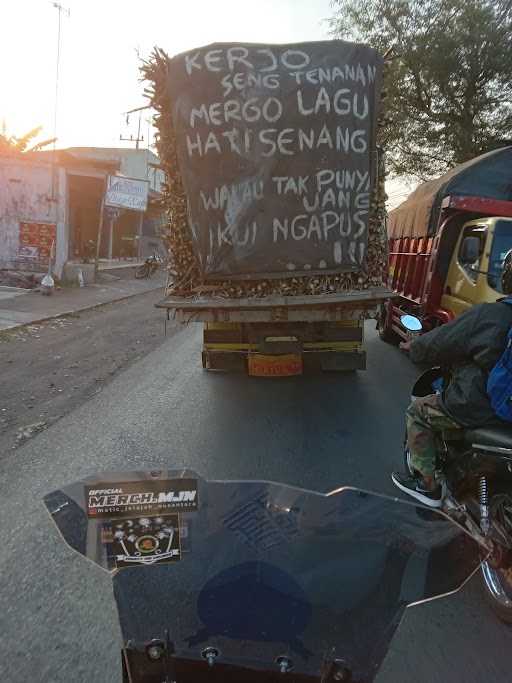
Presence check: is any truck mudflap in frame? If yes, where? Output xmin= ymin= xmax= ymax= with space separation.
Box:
xmin=201 ymin=320 xmax=366 ymax=374
xmin=316 ymin=351 xmax=366 ymax=371
xmin=202 ymin=349 xmax=366 ymax=373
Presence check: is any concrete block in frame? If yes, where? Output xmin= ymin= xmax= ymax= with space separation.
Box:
xmin=62 ymin=262 xmax=96 ymax=286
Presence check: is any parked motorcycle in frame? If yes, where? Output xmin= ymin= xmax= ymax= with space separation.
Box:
xmin=44 ymin=469 xmax=482 ymax=682
xmin=82 ymin=239 xmax=97 ymax=264
xmin=401 ymin=315 xmax=512 ymax=622
xmin=135 ymin=253 xmax=162 ymax=279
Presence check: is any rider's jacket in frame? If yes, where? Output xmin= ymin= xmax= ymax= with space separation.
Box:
xmin=410 ymin=301 xmax=512 ymax=426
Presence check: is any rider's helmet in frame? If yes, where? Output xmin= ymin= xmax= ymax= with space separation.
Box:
xmin=501 ymin=250 xmax=512 ymax=295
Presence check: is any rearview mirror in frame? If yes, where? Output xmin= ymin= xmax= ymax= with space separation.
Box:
xmin=459 ymin=236 xmax=481 ymax=265
xmin=401 ymin=315 xmax=422 ymax=332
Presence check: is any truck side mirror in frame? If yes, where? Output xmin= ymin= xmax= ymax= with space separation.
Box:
xmin=400 ymin=315 xmax=422 ymax=332
xmin=459 ymin=236 xmax=481 ymax=265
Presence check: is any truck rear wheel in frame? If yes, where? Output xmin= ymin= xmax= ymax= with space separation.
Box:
xmin=378 ymin=305 xmax=400 ymax=345
xmin=379 ymin=326 xmax=400 ymax=344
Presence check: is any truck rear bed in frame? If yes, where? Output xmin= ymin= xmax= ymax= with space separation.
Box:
xmin=156 ymin=287 xmax=391 ymax=375
xmin=156 ymin=287 xmax=391 ymax=323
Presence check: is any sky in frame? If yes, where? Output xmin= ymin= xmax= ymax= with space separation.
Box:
xmin=0 ymin=0 xmax=412 ymax=207
xmin=1 ymin=0 xmax=333 ymax=149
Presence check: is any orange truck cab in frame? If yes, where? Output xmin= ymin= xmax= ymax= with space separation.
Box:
xmin=380 ymin=147 xmax=512 ymax=342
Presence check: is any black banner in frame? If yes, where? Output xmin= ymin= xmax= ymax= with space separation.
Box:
xmin=167 ymin=41 xmax=383 ymax=279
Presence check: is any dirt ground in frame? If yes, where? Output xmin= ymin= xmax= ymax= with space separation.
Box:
xmin=0 ymin=290 xmax=177 ymax=454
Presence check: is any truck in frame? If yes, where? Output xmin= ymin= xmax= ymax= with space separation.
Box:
xmin=149 ymin=40 xmax=391 ymax=376
xmin=379 ymin=146 xmax=512 ymax=343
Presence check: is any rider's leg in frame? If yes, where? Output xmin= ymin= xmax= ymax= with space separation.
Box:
xmin=406 ymin=394 xmax=463 ymax=490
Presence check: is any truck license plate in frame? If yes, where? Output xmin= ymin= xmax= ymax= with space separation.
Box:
xmin=248 ymin=354 xmax=303 ymax=377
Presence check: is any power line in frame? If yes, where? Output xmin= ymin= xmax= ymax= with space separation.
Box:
xmin=386 ymin=191 xmax=411 ymax=200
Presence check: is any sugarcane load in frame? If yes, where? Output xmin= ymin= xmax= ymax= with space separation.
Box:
xmin=143 ymin=40 xmax=392 ymax=375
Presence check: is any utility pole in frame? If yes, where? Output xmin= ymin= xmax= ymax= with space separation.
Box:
xmin=52 ymin=2 xmax=70 ymax=151
xmin=51 ymin=1 xmax=69 ymax=197
xmin=120 ymin=105 xmax=150 ymax=149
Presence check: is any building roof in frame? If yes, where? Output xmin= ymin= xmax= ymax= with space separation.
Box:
xmin=60 ymin=146 xmax=160 ymax=164
xmin=0 ymin=149 xmax=118 ymax=173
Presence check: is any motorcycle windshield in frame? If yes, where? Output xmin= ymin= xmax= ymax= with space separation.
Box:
xmin=44 ymin=470 xmax=482 ymax=682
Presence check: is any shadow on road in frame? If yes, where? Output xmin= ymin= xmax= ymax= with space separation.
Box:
xmin=190 ymin=360 xmax=405 ymax=495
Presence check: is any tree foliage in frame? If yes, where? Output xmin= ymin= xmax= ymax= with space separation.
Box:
xmin=0 ymin=126 xmax=56 ymax=155
xmin=329 ymin=0 xmax=512 ymax=179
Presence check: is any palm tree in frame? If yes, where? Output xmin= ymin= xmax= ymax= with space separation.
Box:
xmin=0 ymin=126 xmax=56 ymax=155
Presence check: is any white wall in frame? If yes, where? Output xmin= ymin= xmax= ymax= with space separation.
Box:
xmin=64 ymin=147 xmax=165 ymax=193
xmin=0 ymin=157 xmax=67 ymax=273
xmin=116 ymin=149 xmax=165 ymax=193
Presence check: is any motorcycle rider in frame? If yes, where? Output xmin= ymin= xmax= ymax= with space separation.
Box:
xmin=392 ymin=252 xmax=512 ymax=508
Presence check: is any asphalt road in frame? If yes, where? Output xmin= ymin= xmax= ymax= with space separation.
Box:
xmin=1 ymin=321 xmax=511 ymax=682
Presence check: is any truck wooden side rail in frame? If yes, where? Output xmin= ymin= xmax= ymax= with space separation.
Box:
xmin=157 ymin=288 xmax=391 ymax=375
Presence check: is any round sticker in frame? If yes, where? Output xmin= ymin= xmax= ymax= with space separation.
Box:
xmin=135 ymin=535 xmax=159 ymax=554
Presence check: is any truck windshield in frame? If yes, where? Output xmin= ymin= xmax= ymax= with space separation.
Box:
xmin=488 ymin=220 xmax=512 ymax=292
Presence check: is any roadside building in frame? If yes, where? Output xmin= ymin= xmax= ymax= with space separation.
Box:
xmin=0 ymin=147 xmax=166 ymax=282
